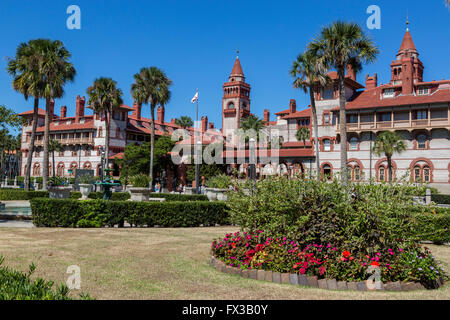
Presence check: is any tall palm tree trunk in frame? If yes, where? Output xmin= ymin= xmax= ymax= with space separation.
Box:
xmin=309 ymin=88 xmax=320 ymax=181
xmin=387 ymin=155 xmax=393 ymax=182
xmin=105 ymin=111 xmax=110 ymax=170
xmin=338 ymin=68 xmax=348 ymax=184
xmin=149 ymin=105 xmax=155 ymax=189
xmin=52 ymin=150 xmax=56 ymax=178
xmin=42 ymin=99 xmax=51 ymax=190
xmin=25 ymin=98 xmax=39 ymax=191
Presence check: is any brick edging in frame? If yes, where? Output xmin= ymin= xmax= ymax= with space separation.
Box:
xmin=209 ymin=256 xmax=444 ymax=291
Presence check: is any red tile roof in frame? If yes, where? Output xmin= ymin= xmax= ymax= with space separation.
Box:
xmin=398 ymin=30 xmax=417 ymax=54
xmin=231 ymin=57 xmax=244 ymax=77
xmin=223 ymin=148 xmax=314 ymax=158
xmin=340 ymin=84 xmax=450 ymax=110
xmin=282 ymin=108 xmax=311 ymax=119
xmin=33 ymin=121 xmax=96 ymax=132
xmin=274 ymin=109 xmax=290 ymax=116
xmin=18 ymin=108 xmax=54 ymax=117
xmin=109 ymin=152 xmax=124 ymax=160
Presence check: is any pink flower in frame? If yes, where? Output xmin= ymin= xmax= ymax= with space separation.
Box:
xmin=299 ymin=268 xmax=306 ymax=274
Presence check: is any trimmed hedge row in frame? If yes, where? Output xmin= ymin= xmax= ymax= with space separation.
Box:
xmin=30 ymin=198 xmax=229 ymax=228
xmin=411 ymin=207 xmax=450 ymax=244
xmin=1 ymin=189 xmax=208 ymax=202
xmin=432 ymin=194 xmax=450 ymax=204
xmin=0 ymin=189 xmax=49 ymax=200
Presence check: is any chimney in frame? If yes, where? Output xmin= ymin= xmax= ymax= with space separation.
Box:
xmin=171 ymin=118 xmax=176 ymax=124
xmin=201 ymin=116 xmax=208 ymax=132
xmin=263 ymin=109 xmax=270 ymax=123
xmin=401 ymin=58 xmax=414 ymax=95
xmin=365 ymin=73 xmax=378 ymax=90
xmin=49 ymin=99 xmax=55 ymax=122
xmin=75 ymin=95 xmax=85 ymax=122
xmin=61 ymin=106 xmax=67 ymax=118
xmin=289 ymin=99 xmax=296 ymax=114
xmin=346 ymin=64 xmax=356 ymax=81
xmin=209 ymin=122 xmax=215 ymax=129
xmin=157 ymin=105 xmax=165 ymax=123
xmin=132 ymin=102 xmax=142 ymax=120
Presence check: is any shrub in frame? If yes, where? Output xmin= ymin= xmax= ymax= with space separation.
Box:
xmin=149 ymin=193 xmax=208 ymax=201
xmin=431 ymin=194 xmax=450 ymax=204
xmin=409 ymin=207 xmax=450 ymax=244
xmin=0 ymin=256 xmax=92 ymax=300
xmin=30 ymin=198 xmax=229 ymax=228
xmin=129 ymin=174 xmax=150 ymax=188
xmin=206 ymin=174 xmax=233 ymax=189
xmin=79 ymin=174 xmax=95 ymax=184
xmin=49 ymin=176 xmax=65 ymax=187
xmin=0 ymin=189 xmax=49 ymax=200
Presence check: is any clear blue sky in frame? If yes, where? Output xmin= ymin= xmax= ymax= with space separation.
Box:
xmin=1 ymin=0 xmax=449 ymax=135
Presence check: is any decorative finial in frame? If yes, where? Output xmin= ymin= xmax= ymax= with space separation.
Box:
xmin=236 ymin=49 xmax=239 ymax=58
xmin=406 ymin=10 xmax=409 ymax=31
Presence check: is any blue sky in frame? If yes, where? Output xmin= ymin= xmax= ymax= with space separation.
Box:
xmin=1 ymin=0 xmax=449 ymax=135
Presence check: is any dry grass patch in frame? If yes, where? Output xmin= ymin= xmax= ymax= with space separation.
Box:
xmin=0 ymin=227 xmax=448 ymax=300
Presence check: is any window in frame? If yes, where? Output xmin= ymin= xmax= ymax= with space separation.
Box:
xmin=414 ymin=166 xmax=421 ymax=182
xmin=354 ymin=166 xmax=361 ymax=181
xmin=324 ymin=113 xmax=330 ymax=124
xmin=383 ymin=88 xmax=395 ymax=98
xmin=350 ymin=137 xmax=358 ymax=150
xmin=322 ymin=165 xmax=332 ymax=180
xmin=379 ymin=167 xmax=385 ymax=182
xmin=416 ymin=110 xmax=427 ymax=120
xmin=228 ymin=102 xmax=235 ymax=109
xmin=98 ymin=127 xmax=103 ymax=138
xmin=113 ymin=112 xmax=120 ymax=120
xmin=423 ymin=166 xmax=430 ymax=182
xmin=417 ymin=134 xmax=427 ymax=149
xmin=322 ymin=87 xmax=334 ymax=100
xmin=348 ymin=115 xmax=358 ymax=123
xmin=323 ymin=139 xmax=331 ymax=151
xmin=418 ymin=86 xmax=429 ymax=95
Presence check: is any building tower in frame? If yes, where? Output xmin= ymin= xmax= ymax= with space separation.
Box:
xmin=390 ymin=19 xmax=424 ymax=93
xmin=222 ymin=51 xmax=251 ymax=144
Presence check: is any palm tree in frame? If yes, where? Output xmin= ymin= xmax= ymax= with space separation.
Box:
xmin=175 ymin=116 xmax=193 ymax=129
xmin=296 ymin=127 xmax=310 ymax=149
xmin=6 ymin=40 xmax=47 ymax=190
xmin=87 ymin=77 xmax=123 ymax=170
xmin=238 ymin=114 xmax=265 ymax=144
xmin=308 ymin=21 xmax=378 ymax=183
xmin=372 ymin=131 xmax=406 ymax=182
xmin=49 ymin=139 xmax=62 ymax=178
xmin=290 ymin=51 xmax=329 ymax=180
xmin=26 ymin=39 xmax=76 ymax=191
xmin=131 ymin=67 xmax=172 ymax=187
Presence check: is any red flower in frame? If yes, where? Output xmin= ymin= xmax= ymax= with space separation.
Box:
xmin=371 ymin=261 xmax=380 ymax=267
xmin=319 ymin=266 xmax=326 ymax=275
xmin=299 ymin=268 xmax=306 ymax=274
xmin=342 ymin=250 xmax=351 ymax=258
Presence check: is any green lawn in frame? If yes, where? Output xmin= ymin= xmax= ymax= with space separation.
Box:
xmin=0 ymin=227 xmax=449 ymax=300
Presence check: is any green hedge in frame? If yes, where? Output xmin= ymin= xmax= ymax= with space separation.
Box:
xmin=432 ymin=194 xmax=450 ymax=204
xmin=30 ymin=198 xmax=229 ymax=228
xmin=148 ymin=193 xmax=208 ymax=201
xmin=410 ymin=207 xmax=450 ymax=244
xmin=0 ymin=189 xmax=49 ymax=200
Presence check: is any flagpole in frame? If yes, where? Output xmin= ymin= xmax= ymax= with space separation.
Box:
xmin=195 ymin=89 xmax=200 ymax=194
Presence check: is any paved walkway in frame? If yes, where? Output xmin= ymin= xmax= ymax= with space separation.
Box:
xmin=0 ymin=219 xmax=34 ymax=228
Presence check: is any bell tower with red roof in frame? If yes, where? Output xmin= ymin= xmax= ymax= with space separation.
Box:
xmin=222 ymin=51 xmax=251 ymax=143
xmin=390 ymin=20 xmax=424 ymax=92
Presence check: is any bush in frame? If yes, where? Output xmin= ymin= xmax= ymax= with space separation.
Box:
xmin=0 ymin=256 xmax=91 ymax=300
xmin=409 ymin=207 xmax=450 ymax=244
xmin=149 ymin=193 xmax=208 ymax=201
xmin=0 ymin=189 xmax=49 ymax=200
xmin=129 ymin=174 xmax=150 ymax=188
xmin=30 ymin=198 xmax=229 ymax=228
xmin=432 ymin=194 xmax=450 ymax=204
xmin=206 ymin=174 xmax=233 ymax=189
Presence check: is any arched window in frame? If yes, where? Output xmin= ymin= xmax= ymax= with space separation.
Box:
xmin=57 ymin=163 xmax=65 ymax=176
xmin=323 ymin=139 xmax=331 ymax=151
xmin=228 ymin=102 xmax=235 ymax=109
xmin=33 ymin=163 xmax=40 ymax=176
xmin=321 ymin=164 xmax=332 ymax=181
xmin=69 ymin=163 xmax=77 ymax=177
xmin=83 ymin=162 xmax=92 ymax=170
xmin=349 ymin=137 xmax=358 ymax=150
xmin=423 ymin=166 xmax=430 ymax=182
xmin=98 ymin=127 xmax=103 ymax=138
xmin=379 ymin=166 xmax=386 ymax=182
xmin=414 ymin=166 xmax=421 ymax=182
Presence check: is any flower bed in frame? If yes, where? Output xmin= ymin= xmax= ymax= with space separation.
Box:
xmin=211 ymin=230 xmax=447 ymax=290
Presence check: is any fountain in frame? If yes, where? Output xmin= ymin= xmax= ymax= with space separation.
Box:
xmin=93 ymin=168 xmax=120 ymax=200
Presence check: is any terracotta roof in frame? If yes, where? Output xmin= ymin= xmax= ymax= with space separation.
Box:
xmin=398 ymin=30 xmax=417 ymax=54
xmin=223 ymin=148 xmax=314 ymax=158
xmin=18 ymin=108 xmax=51 ymax=117
xmin=325 ymin=71 xmax=365 ymax=89
xmin=34 ymin=121 xmax=96 ymax=132
xmin=341 ymin=85 xmax=450 ymax=110
xmin=109 ymin=152 xmax=124 ymax=160
xmin=282 ymin=141 xmax=312 ymax=148
xmin=282 ymin=108 xmax=312 ymax=119
xmin=274 ymin=109 xmax=290 ymax=116
xmin=231 ymin=57 xmax=244 ymax=77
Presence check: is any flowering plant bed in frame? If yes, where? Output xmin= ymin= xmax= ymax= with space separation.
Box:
xmin=211 ymin=231 xmax=447 ymax=290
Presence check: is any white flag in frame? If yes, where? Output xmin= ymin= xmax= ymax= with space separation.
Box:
xmin=191 ymin=91 xmax=198 ymax=103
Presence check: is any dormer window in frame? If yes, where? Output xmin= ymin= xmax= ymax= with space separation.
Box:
xmin=383 ymin=88 xmax=395 ymax=98
xmin=418 ymin=86 xmax=429 ymax=95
